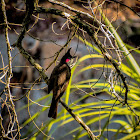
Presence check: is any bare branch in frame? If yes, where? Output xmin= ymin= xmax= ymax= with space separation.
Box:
xmin=60 ymin=99 xmax=97 ymax=140
xmin=1 ymin=0 xmax=21 ymax=138
xmin=35 ymin=7 xmax=128 ymax=104
xmin=13 ymin=0 xmax=48 ymax=84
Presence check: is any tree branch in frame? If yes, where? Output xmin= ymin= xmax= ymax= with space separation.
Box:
xmin=11 ymin=2 xmax=97 ymax=138
xmin=1 ymin=0 xmax=21 ymax=138
xmin=13 ymin=0 xmax=48 ymax=83
xmin=35 ymin=7 xmax=128 ymax=104
xmin=60 ymin=99 xmax=97 ymax=140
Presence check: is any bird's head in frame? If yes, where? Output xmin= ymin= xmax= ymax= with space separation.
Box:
xmin=60 ymin=48 xmax=76 ymax=63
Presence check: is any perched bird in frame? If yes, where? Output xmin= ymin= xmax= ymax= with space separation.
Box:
xmin=48 ymin=48 xmax=75 ymax=119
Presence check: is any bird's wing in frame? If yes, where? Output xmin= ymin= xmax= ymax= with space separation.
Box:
xmin=48 ymin=63 xmax=71 ymax=94
xmin=53 ymin=64 xmax=71 ymax=97
xmin=48 ymin=66 xmax=59 ymax=94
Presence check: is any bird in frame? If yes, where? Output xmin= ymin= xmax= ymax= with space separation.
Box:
xmin=48 ymin=48 xmax=75 ymax=119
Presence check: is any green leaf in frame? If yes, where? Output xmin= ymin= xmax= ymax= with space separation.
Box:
xmin=120 ymin=130 xmax=140 ymax=140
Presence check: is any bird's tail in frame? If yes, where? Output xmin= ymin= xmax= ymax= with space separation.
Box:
xmin=48 ymin=96 xmax=59 ymax=119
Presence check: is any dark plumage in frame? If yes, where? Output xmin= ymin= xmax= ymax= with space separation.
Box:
xmin=48 ymin=48 xmax=74 ymax=119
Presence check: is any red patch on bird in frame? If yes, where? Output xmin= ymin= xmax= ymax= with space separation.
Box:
xmin=66 ymin=59 xmax=70 ymax=62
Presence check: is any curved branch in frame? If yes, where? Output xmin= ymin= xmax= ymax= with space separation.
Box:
xmin=13 ymin=0 xmax=48 ymax=83
xmin=35 ymin=7 xmax=128 ymax=104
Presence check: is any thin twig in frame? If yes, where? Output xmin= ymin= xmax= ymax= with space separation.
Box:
xmin=14 ymin=0 xmax=49 ymax=84
xmin=35 ymin=7 xmax=128 ymax=104
xmin=1 ymin=0 xmax=21 ymax=138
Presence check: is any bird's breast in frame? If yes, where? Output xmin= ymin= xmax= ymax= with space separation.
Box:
xmin=57 ymin=64 xmax=71 ymax=86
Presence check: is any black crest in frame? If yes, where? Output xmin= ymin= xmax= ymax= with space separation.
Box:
xmin=60 ymin=48 xmax=73 ymax=63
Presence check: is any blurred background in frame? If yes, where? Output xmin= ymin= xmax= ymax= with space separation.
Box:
xmin=0 ymin=0 xmax=140 ymax=139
